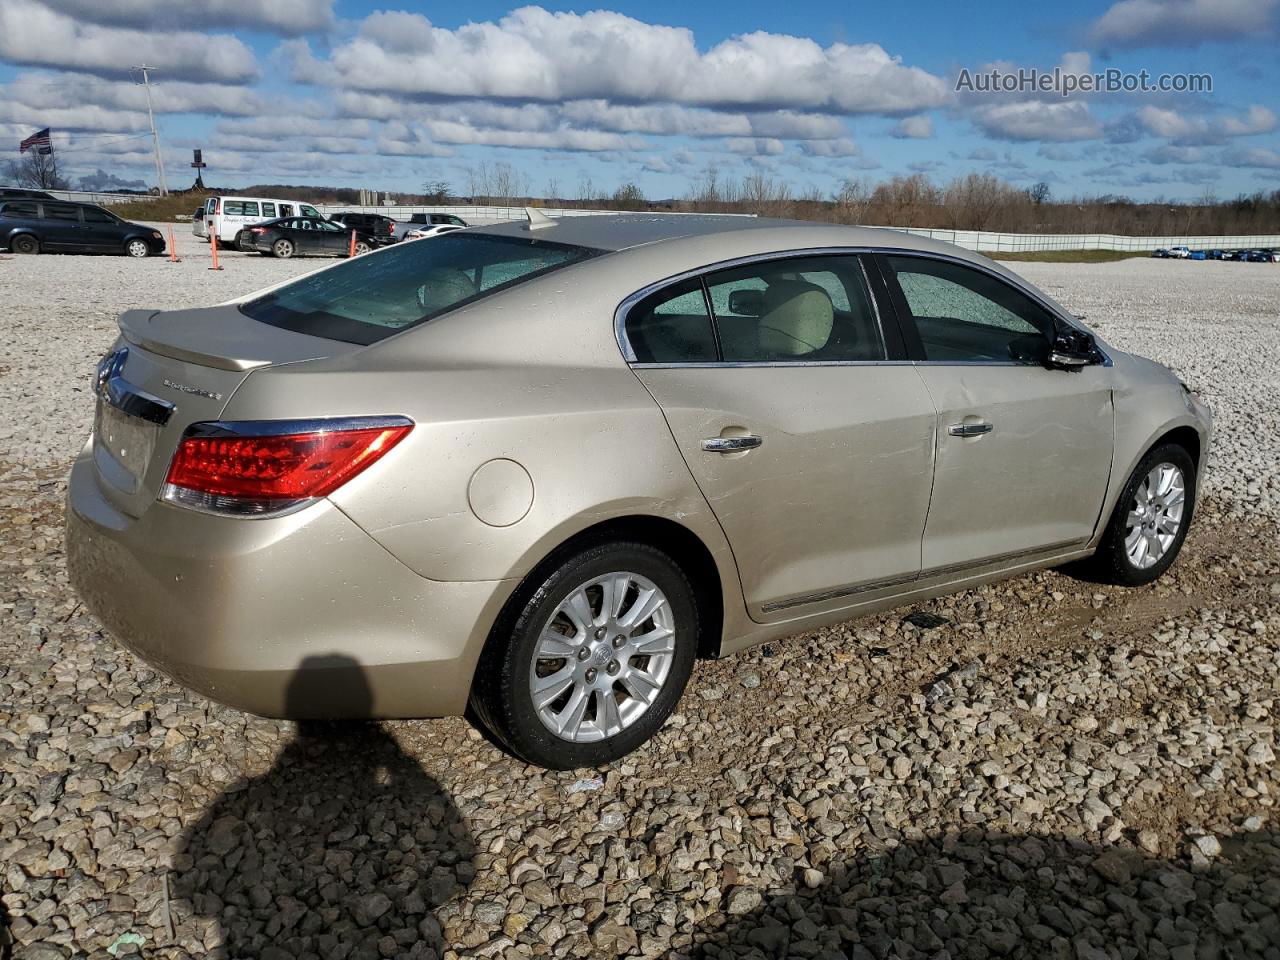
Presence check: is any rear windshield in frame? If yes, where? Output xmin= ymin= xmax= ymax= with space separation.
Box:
xmin=240 ymin=233 xmax=600 ymax=345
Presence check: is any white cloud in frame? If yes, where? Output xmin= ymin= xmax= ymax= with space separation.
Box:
xmin=971 ymin=101 xmax=1103 ymax=142
xmin=300 ymin=7 xmax=948 ymax=115
xmin=0 ymin=0 xmax=257 ymax=83
xmin=1134 ymin=104 xmax=1276 ymax=144
xmin=799 ymin=138 xmax=862 ymax=157
xmin=38 ymin=0 xmax=334 ymax=36
xmin=4 ymin=71 xmax=268 ymax=119
xmin=892 ymin=115 xmax=933 ymax=139
xmin=1090 ymin=0 xmax=1277 ymax=48
xmin=724 ymin=137 xmax=785 ymax=156
xmin=1221 ymin=146 xmax=1280 ymax=168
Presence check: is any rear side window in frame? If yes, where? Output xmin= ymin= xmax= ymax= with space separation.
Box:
xmin=624 ymin=278 xmax=717 ymax=363
xmin=262 ymin=202 xmax=276 ymax=217
xmin=242 ymin=233 xmax=599 ymax=345
xmin=0 ymin=201 xmax=39 ymax=218
xmin=45 ymin=204 xmax=81 ymax=221
xmin=705 ymin=255 xmax=884 ymax=362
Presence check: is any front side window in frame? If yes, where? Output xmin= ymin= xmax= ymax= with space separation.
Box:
xmin=705 ymin=255 xmax=884 ymax=362
xmin=624 ymin=278 xmax=717 ymax=363
xmin=242 ymin=233 xmax=599 ymax=345
xmin=82 ymin=207 xmax=117 ymax=223
xmin=884 ymin=256 xmax=1054 ymax=363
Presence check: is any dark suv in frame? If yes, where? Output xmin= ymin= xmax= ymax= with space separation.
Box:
xmin=328 ymin=211 xmax=399 ymax=245
xmin=0 ymin=200 xmax=165 ymax=257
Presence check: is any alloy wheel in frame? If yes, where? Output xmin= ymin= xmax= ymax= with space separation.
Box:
xmin=529 ymin=571 xmax=676 ymax=743
xmin=1124 ymin=462 xmax=1185 ymax=569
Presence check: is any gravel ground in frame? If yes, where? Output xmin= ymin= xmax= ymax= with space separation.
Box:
xmin=1 ymin=240 xmax=1278 ymax=960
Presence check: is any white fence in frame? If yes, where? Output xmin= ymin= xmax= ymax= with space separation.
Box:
xmin=872 ymin=226 xmax=1280 ymax=253
xmin=312 ymin=204 xmax=754 ymax=225
xmin=311 ymin=205 xmax=1280 ymax=252
xmin=41 ymin=189 xmax=155 ymax=206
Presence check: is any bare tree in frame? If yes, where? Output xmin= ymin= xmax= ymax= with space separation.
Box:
xmin=611 ymin=182 xmax=645 ymax=210
xmin=544 ymin=177 xmax=560 ymax=202
xmin=421 ymin=180 xmax=450 ymax=203
xmin=834 ymin=176 xmax=872 ymax=223
xmin=2 ymin=152 xmax=68 ymax=190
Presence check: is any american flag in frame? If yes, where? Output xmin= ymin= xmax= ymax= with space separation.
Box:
xmin=20 ymin=128 xmax=52 ymax=155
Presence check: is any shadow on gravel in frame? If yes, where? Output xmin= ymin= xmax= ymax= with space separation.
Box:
xmin=690 ymin=827 xmax=1280 ymax=959
xmin=171 ymin=656 xmax=475 ymax=959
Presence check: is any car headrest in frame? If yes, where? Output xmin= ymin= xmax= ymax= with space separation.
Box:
xmin=416 ymin=268 xmax=478 ymax=314
xmin=758 ymin=279 xmax=834 ymax=356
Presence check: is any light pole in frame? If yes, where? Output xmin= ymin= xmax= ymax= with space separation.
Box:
xmin=134 ymin=65 xmax=169 ymax=196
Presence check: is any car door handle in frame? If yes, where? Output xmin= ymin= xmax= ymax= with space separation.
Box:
xmin=702 ymin=435 xmax=763 ymax=453
xmin=948 ymin=422 xmax=994 ymax=437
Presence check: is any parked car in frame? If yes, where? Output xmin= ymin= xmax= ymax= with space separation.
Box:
xmin=403 ymin=223 xmax=466 ymax=241
xmin=0 ymin=199 xmax=164 ymax=257
xmin=1245 ymin=249 xmax=1278 ymax=263
xmin=1151 ymin=248 xmax=1169 ymax=258
xmin=328 ymin=211 xmax=399 ymax=246
xmin=66 ymin=214 xmax=1211 ymax=769
xmin=392 ymin=212 xmax=468 ymax=242
xmin=238 ymin=216 xmax=375 ymax=258
xmin=1206 ymin=249 xmax=1226 ymax=260
xmin=1189 ymin=250 xmax=1207 ymax=260
xmin=0 ymin=187 xmax=55 ymax=200
xmin=198 ymin=195 xmax=323 ymax=247
xmin=1167 ymin=246 xmax=1191 ymax=259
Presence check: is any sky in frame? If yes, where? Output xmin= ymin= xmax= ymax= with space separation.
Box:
xmin=1 ymin=0 xmax=1278 ymax=202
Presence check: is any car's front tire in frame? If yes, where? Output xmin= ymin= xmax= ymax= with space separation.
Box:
xmin=125 ymin=238 xmax=150 ymax=258
xmin=10 ymin=234 xmax=39 ymax=255
xmin=470 ymin=542 xmax=698 ymax=769
xmin=1091 ymin=442 xmax=1196 ymax=586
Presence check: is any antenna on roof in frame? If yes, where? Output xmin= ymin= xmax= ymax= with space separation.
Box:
xmin=525 ymin=207 xmax=556 ymax=231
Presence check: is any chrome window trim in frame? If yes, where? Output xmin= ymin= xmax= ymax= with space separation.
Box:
xmin=614 ymin=244 xmax=1111 ymax=368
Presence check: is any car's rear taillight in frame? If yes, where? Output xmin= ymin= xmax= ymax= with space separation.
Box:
xmin=250 ymin=226 xmax=266 ymax=233
xmin=162 ymin=417 xmax=412 ymax=517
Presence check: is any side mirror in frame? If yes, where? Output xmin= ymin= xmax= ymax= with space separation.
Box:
xmin=1047 ymin=328 xmax=1101 ymax=370
xmin=728 ymin=289 xmax=765 ymax=316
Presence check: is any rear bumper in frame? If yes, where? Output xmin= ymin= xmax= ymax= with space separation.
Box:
xmin=65 ymin=442 xmax=517 ymax=719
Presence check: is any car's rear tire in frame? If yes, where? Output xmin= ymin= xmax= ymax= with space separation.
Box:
xmin=273 ymin=239 xmax=294 ymax=259
xmin=125 ymin=238 xmax=150 ymax=258
xmin=234 ymin=230 xmax=248 ymax=249
xmin=1089 ymin=442 xmax=1196 ymax=586
xmin=11 ymin=234 xmax=39 ymax=255
xmin=470 ymin=541 xmax=698 ymax=769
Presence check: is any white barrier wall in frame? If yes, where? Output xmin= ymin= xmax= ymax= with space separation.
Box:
xmin=41 ymin=189 xmax=157 ymax=206
xmin=315 ymin=204 xmax=1280 ymax=251
xmin=870 ymin=226 xmax=1280 ymax=253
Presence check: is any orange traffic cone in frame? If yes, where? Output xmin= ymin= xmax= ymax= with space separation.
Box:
xmin=167 ymin=225 xmax=180 ymax=263
xmin=209 ymin=229 xmax=222 ymax=271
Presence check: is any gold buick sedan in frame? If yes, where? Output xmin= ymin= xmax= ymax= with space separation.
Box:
xmin=67 ymin=214 xmax=1211 ymax=768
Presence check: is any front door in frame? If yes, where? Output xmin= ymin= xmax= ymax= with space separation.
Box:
xmin=876 ymin=254 xmax=1114 ymax=572
xmin=626 ymin=254 xmax=937 ymax=620
xmin=80 ymin=206 xmax=123 ymax=251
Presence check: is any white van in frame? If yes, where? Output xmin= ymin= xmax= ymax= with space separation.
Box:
xmin=196 ymin=195 xmax=324 ymax=246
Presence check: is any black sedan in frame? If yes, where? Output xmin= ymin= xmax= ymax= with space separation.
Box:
xmin=0 ymin=199 xmax=165 ymax=257
xmin=239 ymin=216 xmax=375 ymax=258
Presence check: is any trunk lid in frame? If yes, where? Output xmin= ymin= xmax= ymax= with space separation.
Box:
xmin=94 ymin=305 xmax=359 ymax=518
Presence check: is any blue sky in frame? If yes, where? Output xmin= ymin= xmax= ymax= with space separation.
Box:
xmin=1 ymin=0 xmax=1277 ymax=201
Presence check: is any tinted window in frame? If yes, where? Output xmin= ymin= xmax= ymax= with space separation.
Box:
xmin=0 ymin=201 xmax=39 ymax=218
xmin=624 ymin=278 xmax=717 ymax=363
xmin=885 ymin=256 xmax=1053 ymax=363
xmin=82 ymin=207 xmax=116 ymax=223
xmin=242 ymin=233 xmax=598 ymax=345
xmin=262 ymin=202 xmax=276 ymax=217
xmin=705 ymin=255 xmax=884 ymax=362
xmin=45 ymin=204 xmax=81 ymax=221
xmin=223 ymin=201 xmax=245 ymax=215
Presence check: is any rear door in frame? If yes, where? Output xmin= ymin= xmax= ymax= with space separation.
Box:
xmin=41 ymin=202 xmax=85 ymax=249
xmin=874 ymin=254 xmax=1114 ymax=572
xmin=626 ymin=253 xmax=936 ymax=620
